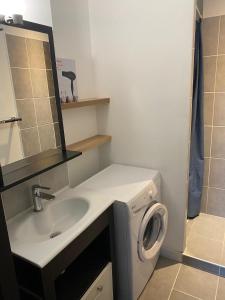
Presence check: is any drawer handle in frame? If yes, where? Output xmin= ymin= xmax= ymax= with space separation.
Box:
xmin=97 ymin=285 xmax=103 ymax=292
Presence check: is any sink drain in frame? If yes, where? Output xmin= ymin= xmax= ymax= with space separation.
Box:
xmin=50 ymin=231 xmax=62 ymax=239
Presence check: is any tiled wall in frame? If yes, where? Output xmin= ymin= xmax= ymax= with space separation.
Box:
xmin=6 ymin=33 xmax=61 ymax=157
xmin=202 ymin=15 xmax=225 ymax=217
xmin=2 ymin=163 xmax=69 ymax=220
xmin=197 ymin=0 xmax=203 ymax=16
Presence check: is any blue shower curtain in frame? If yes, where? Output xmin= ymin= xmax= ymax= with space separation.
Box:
xmin=188 ymin=20 xmax=204 ymax=219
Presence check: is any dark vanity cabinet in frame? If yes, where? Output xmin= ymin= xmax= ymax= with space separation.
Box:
xmin=12 ymin=207 xmax=115 ymax=300
xmin=0 ymin=196 xmax=20 ymax=300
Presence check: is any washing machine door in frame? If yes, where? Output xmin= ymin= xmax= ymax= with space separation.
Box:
xmin=138 ymin=203 xmax=168 ymax=262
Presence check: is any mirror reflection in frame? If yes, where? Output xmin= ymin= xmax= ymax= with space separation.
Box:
xmin=0 ymin=25 xmax=61 ymax=167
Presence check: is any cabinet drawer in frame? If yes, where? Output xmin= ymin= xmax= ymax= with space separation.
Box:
xmin=81 ymin=263 xmax=113 ymax=300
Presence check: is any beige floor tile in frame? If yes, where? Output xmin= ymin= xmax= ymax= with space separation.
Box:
xmin=170 ymin=290 xmax=199 ymax=300
xmin=220 ymin=245 xmax=225 ymax=266
xmin=185 ymin=232 xmax=223 ymax=265
xmin=174 ymin=265 xmax=218 ymax=300
xmin=216 ymin=277 xmax=225 ymax=300
xmin=191 ymin=213 xmax=225 ymax=241
xmin=139 ymin=257 xmax=180 ymax=300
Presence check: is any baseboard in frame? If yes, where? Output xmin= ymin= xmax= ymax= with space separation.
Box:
xmin=160 ymin=247 xmax=183 ymax=262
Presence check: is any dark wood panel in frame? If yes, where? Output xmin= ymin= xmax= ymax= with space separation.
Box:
xmin=0 ymin=150 xmax=81 ymax=192
xmin=0 ymin=196 xmax=20 ymax=300
xmin=12 ymin=207 xmax=113 ymax=300
xmin=44 ymin=207 xmax=112 ymax=277
xmin=55 ymin=228 xmax=110 ymax=300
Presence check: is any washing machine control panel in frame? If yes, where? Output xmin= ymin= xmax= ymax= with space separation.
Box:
xmin=130 ymin=184 xmax=159 ymax=213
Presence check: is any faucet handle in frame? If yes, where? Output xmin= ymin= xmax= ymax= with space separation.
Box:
xmin=32 ymin=184 xmax=51 ymax=192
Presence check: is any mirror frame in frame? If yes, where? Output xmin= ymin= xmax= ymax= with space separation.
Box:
xmin=0 ymin=20 xmax=68 ymax=186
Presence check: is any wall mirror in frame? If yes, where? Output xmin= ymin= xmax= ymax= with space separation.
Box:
xmin=0 ymin=21 xmax=80 ymax=190
xmin=0 ymin=22 xmax=65 ymax=166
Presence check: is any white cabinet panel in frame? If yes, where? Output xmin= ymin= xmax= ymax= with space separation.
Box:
xmin=81 ymin=263 xmax=113 ymax=300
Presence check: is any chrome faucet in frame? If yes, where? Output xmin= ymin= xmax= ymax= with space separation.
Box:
xmin=32 ymin=185 xmax=55 ymax=212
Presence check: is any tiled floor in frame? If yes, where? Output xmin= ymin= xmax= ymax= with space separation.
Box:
xmin=139 ymin=257 xmax=225 ymax=300
xmin=184 ymin=213 xmax=225 ymax=266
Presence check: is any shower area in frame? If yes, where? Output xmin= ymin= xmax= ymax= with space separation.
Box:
xmin=185 ymin=0 xmax=225 ymax=271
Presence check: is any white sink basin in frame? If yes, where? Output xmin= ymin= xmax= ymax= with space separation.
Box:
xmin=10 ymin=197 xmax=89 ymax=243
xmin=7 ymin=187 xmax=114 ymax=267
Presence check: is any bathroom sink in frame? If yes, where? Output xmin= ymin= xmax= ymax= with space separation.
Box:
xmin=8 ymin=197 xmax=90 ymax=243
xmin=7 ymin=187 xmax=114 ymax=267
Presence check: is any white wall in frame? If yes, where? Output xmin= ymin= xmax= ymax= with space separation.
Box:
xmin=23 ymin=0 xmax=52 ymax=26
xmin=89 ymin=0 xmax=195 ymax=255
xmin=203 ymin=0 xmax=225 ymax=18
xmin=0 ymin=0 xmax=52 ymax=26
xmin=50 ymin=0 xmax=101 ymax=187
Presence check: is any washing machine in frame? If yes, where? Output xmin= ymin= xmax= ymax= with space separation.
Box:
xmin=82 ymin=164 xmax=168 ymax=300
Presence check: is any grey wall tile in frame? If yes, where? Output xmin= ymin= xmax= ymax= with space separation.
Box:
xmin=204 ymin=158 xmax=210 ymax=187
xmin=27 ymin=38 xmax=46 ymax=69
xmin=50 ymin=98 xmax=58 ymax=123
xmin=211 ymin=127 xmax=225 ymax=159
xmin=197 ymin=0 xmax=203 ymax=16
xmin=21 ymin=128 xmax=40 ymax=157
xmin=30 ymin=69 xmax=49 ymax=98
xmin=6 ymin=34 xmax=28 ymax=68
xmin=43 ymin=42 xmax=52 ymax=69
xmin=47 ymin=70 xmax=55 ymax=97
xmin=204 ymin=93 xmax=214 ymax=126
xmin=16 ymin=99 xmax=36 ymax=129
xmin=214 ymin=93 xmax=225 ymax=125
xmin=2 ymin=164 xmax=69 ymax=220
xmin=209 ymin=158 xmax=225 ymax=189
xmin=216 ymin=55 xmax=225 ymax=92
xmin=38 ymin=124 xmax=56 ymax=151
xmin=35 ymin=98 xmax=53 ymax=125
xmin=201 ymin=187 xmax=208 ymax=213
xmin=204 ymin=57 xmax=217 ymax=92
xmin=207 ymin=188 xmax=225 ymax=218
xmin=11 ymin=68 xmax=33 ymax=99
xmin=40 ymin=164 xmax=69 ymax=194
xmin=219 ymin=16 xmax=225 ymax=54
xmin=2 ymin=177 xmax=38 ymax=220
xmin=204 ymin=126 xmax=212 ymax=157
xmin=54 ymin=123 xmax=61 ymax=147
xmin=203 ymin=17 xmax=220 ymax=56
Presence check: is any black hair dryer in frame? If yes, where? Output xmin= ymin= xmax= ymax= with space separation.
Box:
xmin=62 ymin=71 xmax=76 ymax=98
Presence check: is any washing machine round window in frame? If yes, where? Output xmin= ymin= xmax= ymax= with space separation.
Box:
xmin=138 ymin=203 xmax=168 ymax=262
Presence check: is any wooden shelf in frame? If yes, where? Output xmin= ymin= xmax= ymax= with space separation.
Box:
xmin=67 ymin=135 xmax=112 ymax=152
xmin=61 ymin=98 xmax=110 ymax=110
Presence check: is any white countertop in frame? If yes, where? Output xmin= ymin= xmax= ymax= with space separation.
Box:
xmin=7 ymin=186 xmax=114 ymax=268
